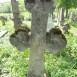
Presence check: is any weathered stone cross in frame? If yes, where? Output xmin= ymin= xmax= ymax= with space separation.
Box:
xmin=10 ymin=0 xmax=66 ymax=53
xmin=10 ymin=0 xmax=67 ymax=77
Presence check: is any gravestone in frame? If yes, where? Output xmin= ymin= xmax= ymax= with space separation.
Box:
xmin=10 ymin=0 xmax=67 ymax=54
xmin=25 ymin=0 xmax=56 ymax=77
xmin=62 ymin=24 xmax=70 ymax=34
xmin=9 ymin=0 xmax=67 ymax=77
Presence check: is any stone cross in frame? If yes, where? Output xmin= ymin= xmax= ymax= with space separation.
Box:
xmin=10 ymin=0 xmax=67 ymax=77
xmin=10 ymin=0 xmax=67 ymax=53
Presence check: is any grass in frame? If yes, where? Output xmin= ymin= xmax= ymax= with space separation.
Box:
xmin=21 ymin=12 xmax=31 ymax=18
xmin=70 ymin=26 xmax=77 ymax=33
xmin=23 ymin=21 xmax=31 ymax=28
xmin=0 ymin=13 xmax=12 ymax=17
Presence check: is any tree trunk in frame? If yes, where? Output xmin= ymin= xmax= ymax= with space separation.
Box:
xmin=11 ymin=0 xmax=22 ymax=29
xmin=57 ymin=8 xmax=64 ymax=26
xmin=27 ymin=11 xmax=48 ymax=77
xmin=59 ymin=8 xmax=64 ymax=22
xmin=69 ymin=12 xmax=73 ymax=20
xmin=66 ymin=8 xmax=68 ymax=18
